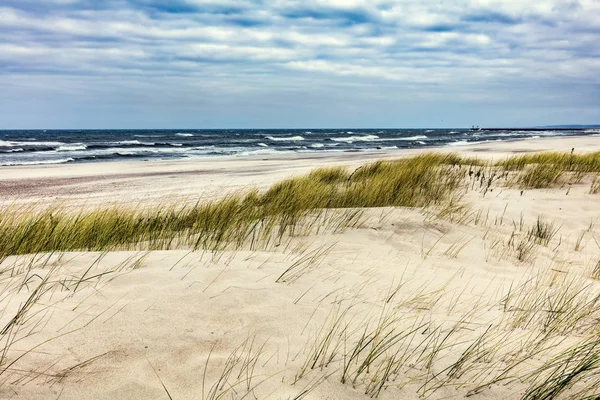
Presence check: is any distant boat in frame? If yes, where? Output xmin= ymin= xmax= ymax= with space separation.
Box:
xmin=470 ymin=125 xmax=482 ymax=131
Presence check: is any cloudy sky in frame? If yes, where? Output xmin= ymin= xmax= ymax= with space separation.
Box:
xmin=0 ymin=0 xmax=599 ymax=129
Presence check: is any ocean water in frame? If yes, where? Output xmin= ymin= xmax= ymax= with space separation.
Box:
xmin=0 ymin=128 xmax=598 ymax=167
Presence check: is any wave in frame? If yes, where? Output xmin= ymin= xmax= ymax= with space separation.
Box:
xmin=311 ymin=143 xmax=324 ymax=148
xmin=85 ymin=141 xmax=182 ymax=150
xmin=584 ymin=129 xmax=600 ymax=133
xmin=134 ymin=134 xmax=165 ymax=138
xmin=0 ymin=148 xmax=24 ymax=153
xmin=257 ymin=143 xmax=269 ymax=147
xmin=447 ymin=140 xmax=470 ymax=146
xmin=449 ymin=131 xmax=459 ymax=134
xmin=416 ymin=141 xmax=426 ymax=145
xmin=155 ymin=142 xmax=183 ymax=147
xmin=108 ymin=146 xmax=193 ymax=155
xmin=1 ymin=158 xmax=74 ymax=166
xmin=378 ymin=135 xmax=428 ymax=141
xmin=331 ymin=135 xmax=379 ymax=143
xmin=0 ymin=140 xmax=63 ymax=147
xmin=73 ymin=146 xmax=200 ymax=161
xmin=237 ymin=148 xmax=284 ymax=157
xmin=57 ymin=144 xmax=87 ymax=152
xmin=425 ymin=130 xmax=434 ymax=133
xmin=266 ymin=135 xmax=304 ymax=141
xmin=176 ymin=133 xmax=194 ymax=137
xmin=117 ymin=140 xmax=142 ymax=145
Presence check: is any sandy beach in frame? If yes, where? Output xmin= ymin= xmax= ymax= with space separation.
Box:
xmin=2 ymin=135 xmax=600 ymax=399
xmin=2 ymin=135 xmax=599 ymax=208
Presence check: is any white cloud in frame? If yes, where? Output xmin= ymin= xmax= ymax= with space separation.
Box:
xmin=0 ymin=0 xmax=598 ymax=128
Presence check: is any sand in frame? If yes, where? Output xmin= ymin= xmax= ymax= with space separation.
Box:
xmin=1 ymin=135 xmax=600 ymax=399
xmin=2 ymin=135 xmax=598 ymax=208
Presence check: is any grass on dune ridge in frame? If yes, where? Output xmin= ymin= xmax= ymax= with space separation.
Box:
xmin=0 ymin=153 xmax=478 ymax=258
xmin=2 ymin=149 xmax=600 ymax=258
xmin=498 ymin=150 xmax=600 ymax=189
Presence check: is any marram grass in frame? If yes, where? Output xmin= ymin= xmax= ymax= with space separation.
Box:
xmin=2 ymin=149 xmax=599 ymax=258
xmin=0 ymin=153 xmax=477 ymax=258
xmin=497 ymin=150 xmax=600 ymax=189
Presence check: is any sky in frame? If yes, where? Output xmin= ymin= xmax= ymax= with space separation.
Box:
xmin=0 ymin=0 xmax=599 ymax=129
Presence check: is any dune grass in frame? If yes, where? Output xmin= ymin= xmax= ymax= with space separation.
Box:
xmin=3 ymin=150 xmax=600 ymax=260
xmin=0 ymin=154 xmax=478 ymax=258
xmin=497 ymin=150 xmax=600 ymax=189
xmin=497 ymin=151 xmax=600 ymax=172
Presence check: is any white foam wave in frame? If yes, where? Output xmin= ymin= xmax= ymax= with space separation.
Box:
xmin=266 ymin=135 xmax=305 ymax=141
xmin=0 ymin=140 xmax=63 ymax=147
xmin=1 ymin=148 xmax=24 ymax=153
xmin=425 ymin=130 xmax=434 ymax=133
xmin=447 ymin=140 xmax=470 ymax=146
xmin=123 ymin=147 xmax=192 ymax=154
xmin=57 ymin=144 xmax=87 ymax=152
xmin=311 ymin=143 xmax=324 ymax=148
xmin=237 ymin=148 xmax=288 ymax=157
xmin=416 ymin=141 xmax=426 ymax=145
xmin=106 ymin=140 xmax=167 ymax=146
xmin=331 ymin=135 xmax=379 ymax=143
xmin=449 ymin=131 xmax=459 ymax=134
xmin=584 ymin=129 xmax=600 ymax=133
xmin=1 ymin=158 xmax=74 ymax=166
xmin=378 ymin=135 xmax=428 ymax=141
xmin=176 ymin=133 xmax=194 ymax=137
xmin=116 ymin=140 xmax=142 ymax=145
xmin=257 ymin=143 xmax=269 ymax=147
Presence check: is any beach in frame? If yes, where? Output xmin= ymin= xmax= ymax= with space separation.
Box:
xmin=2 ymin=135 xmax=600 ymax=399
xmin=2 ymin=135 xmax=599 ymax=208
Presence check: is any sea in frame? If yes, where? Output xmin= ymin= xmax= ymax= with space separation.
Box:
xmin=1 ymin=128 xmax=599 ymax=167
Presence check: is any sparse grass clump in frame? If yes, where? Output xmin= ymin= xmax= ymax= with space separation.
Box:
xmin=528 ymin=217 xmax=560 ymax=246
xmin=591 ymin=174 xmax=600 ymax=194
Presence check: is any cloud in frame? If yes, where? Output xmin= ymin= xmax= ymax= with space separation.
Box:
xmin=0 ymin=0 xmax=598 ymax=128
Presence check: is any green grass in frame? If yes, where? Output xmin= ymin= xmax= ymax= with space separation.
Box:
xmin=0 ymin=153 xmax=478 ymax=258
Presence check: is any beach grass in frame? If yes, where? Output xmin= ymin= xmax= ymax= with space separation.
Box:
xmin=497 ymin=150 xmax=600 ymax=189
xmin=0 ymin=153 xmax=478 ymax=258
xmin=4 ymin=149 xmax=600 ymax=259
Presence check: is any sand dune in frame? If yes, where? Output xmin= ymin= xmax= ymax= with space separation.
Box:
xmin=2 ymin=136 xmax=600 ymax=399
